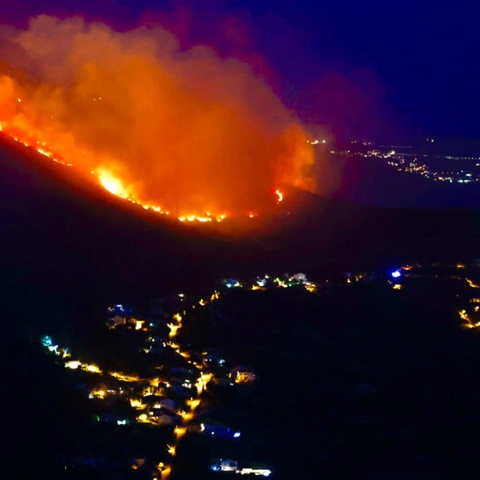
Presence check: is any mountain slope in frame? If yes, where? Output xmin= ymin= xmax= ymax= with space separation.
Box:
xmin=1 ymin=134 xmax=480 ymax=331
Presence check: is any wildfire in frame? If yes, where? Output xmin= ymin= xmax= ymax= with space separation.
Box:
xmin=97 ymin=169 xmax=130 ymax=198
xmin=0 ymin=16 xmax=315 ymax=224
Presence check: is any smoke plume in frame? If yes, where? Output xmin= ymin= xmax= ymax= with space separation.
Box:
xmin=0 ymin=15 xmax=315 ymax=218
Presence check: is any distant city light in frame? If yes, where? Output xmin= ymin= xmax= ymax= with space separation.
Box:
xmin=337 ymin=143 xmax=480 ymax=184
xmin=391 ymin=270 xmax=402 ymax=278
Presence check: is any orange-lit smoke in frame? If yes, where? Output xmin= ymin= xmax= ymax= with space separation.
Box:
xmin=0 ymin=16 xmax=315 ymax=218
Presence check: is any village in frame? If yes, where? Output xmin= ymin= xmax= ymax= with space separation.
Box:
xmin=39 ymin=274 xmax=320 ymax=478
xmin=40 ymin=263 xmax=480 ymax=479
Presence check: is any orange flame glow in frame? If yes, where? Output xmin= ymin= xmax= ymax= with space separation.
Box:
xmin=97 ymin=168 xmax=130 ymax=198
xmin=275 ymin=189 xmax=284 ymax=203
xmin=0 ymin=16 xmax=315 ymax=221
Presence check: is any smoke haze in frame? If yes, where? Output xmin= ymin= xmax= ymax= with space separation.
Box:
xmin=0 ymin=15 xmax=315 ymax=218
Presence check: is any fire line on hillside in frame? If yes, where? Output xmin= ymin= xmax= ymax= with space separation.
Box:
xmin=0 ymin=16 xmax=315 ymax=223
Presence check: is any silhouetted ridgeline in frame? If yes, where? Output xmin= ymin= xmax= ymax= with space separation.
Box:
xmin=1 ymin=135 xmax=480 ymax=332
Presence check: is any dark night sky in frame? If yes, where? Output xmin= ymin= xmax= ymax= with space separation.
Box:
xmin=1 ymin=0 xmax=478 ymax=141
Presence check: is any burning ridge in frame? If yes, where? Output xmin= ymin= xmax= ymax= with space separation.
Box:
xmin=0 ymin=15 xmax=315 ymax=222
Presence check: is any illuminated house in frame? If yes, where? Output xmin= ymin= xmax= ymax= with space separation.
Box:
xmin=211 ymin=460 xmax=272 ymax=476
xmin=291 ymin=273 xmax=307 ymax=283
xmin=211 ymin=459 xmax=238 ymax=472
xmin=127 ymin=317 xmax=145 ymax=330
xmin=231 ymin=366 xmax=257 ymax=383
xmin=225 ymin=279 xmax=241 ymax=288
xmin=156 ymin=413 xmax=177 ymax=425
xmin=237 ymin=467 xmax=272 ymax=476
xmin=203 ymin=352 xmax=226 ymax=368
xmin=148 ymin=407 xmax=178 ymax=425
xmin=111 ymin=315 xmax=126 ymax=326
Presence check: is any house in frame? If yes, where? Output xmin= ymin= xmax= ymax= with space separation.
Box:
xmin=111 ymin=315 xmax=126 ymax=326
xmin=231 ymin=366 xmax=257 ymax=383
xmin=225 ymin=279 xmax=241 ymax=288
xmin=203 ymin=352 xmax=226 ymax=368
xmin=156 ymin=398 xmax=176 ymax=412
xmin=127 ymin=318 xmax=145 ymax=330
xmin=211 ymin=459 xmax=238 ymax=472
xmin=210 ymin=460 xmax=272 ymax=476
xmin=236 ymin=371 xmax=256 ymax=383
xmin=142 ymin=385 xmax=162 ymax=397
xmin=158 ymin=414 xmax=176 ymax=425
xmin=148 ymin=407 xmax=178 ymax=425
xmin=291 ymin=273 xmax=307 ymax=283
xmin=237 ymin=467 xmax=272 ymax=476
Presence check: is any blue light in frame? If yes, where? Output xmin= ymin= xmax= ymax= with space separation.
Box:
xmin=233 ymin=432 xmax=241 ymax=438
xmin=391 ymin=270 xmax=401 ymax=278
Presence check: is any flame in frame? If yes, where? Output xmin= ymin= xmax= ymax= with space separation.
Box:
xmin=97 ymin=168 xmax=130 ymax=198
xmin=0 ymin=16 xmax=315 ymax=223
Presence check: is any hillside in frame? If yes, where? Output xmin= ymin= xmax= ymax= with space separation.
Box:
xmin=1 ymin=134 xmax=480 ymax=331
